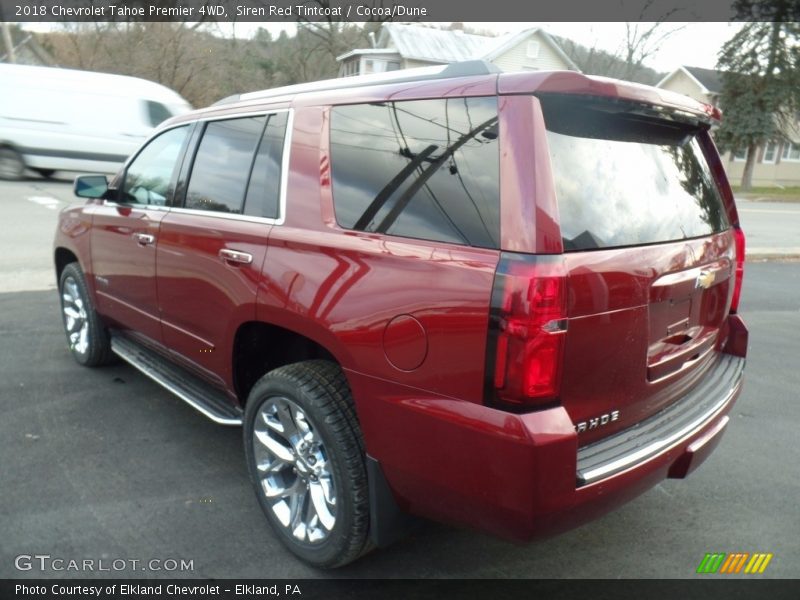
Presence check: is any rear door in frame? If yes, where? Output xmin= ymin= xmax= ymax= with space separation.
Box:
xmin=538 ymin=95 xmax=737 ymax=444
xmin=156 ymin=111 xmax=289 ymax=388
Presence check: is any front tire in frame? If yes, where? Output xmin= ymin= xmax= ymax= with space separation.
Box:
xmin=243 ymin=360 xmax=371 ymax=568
xmin=58 ymin=263 xmax=114 ymax=366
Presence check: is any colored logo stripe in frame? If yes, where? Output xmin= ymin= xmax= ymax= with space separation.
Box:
xmin=697 ymin=552 xmax=773 ymax=574
xmin=719 ymin=553 xmax=749 ymax=573
xmin=697 ymin=553 xmax=726 ymax=574
xmin=745 ymin=553 xmax=773 ymax=574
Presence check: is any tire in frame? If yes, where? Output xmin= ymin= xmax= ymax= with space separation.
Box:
xmin=34 ymin=168 xmax=56 ymax=179
xmin=0 ymin=147 xmax=25 ymax=180
xmin=58 ymin=262 xmax=115 ymax=367
xmin=243 ymin=360 xmax=371 ymax=568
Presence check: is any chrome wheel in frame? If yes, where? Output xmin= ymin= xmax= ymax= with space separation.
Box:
xmin=252 ymin=396 xmax=337 ymax=544
xmin=61 ymin=276 xmax=90 ymax=355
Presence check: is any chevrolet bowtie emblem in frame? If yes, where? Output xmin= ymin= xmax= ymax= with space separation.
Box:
xmin=696 ymin=270 xmax=715 ymax=289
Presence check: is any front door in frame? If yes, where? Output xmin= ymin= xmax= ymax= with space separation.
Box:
xmin=91 ymin=125 xmax=191 ymax=343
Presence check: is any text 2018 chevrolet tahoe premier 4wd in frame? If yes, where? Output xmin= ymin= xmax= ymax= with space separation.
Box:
xmin=54 ymin=62 xmax=748 ymax=567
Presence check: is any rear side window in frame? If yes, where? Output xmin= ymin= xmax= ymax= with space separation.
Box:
xmin=185 ymin=116 xmax=265 ymax=214
xmin=330 ymin=97 xmax=500 ymax=249
xmin=540 ymin=96 xmax=729 ymax=251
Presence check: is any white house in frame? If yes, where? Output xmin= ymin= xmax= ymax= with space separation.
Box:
xmin=337 ymin=24 xmax=580 ymax=77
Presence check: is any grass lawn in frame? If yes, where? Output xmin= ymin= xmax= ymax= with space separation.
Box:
xmin=730 ymin=186 xmax=800 ymax=202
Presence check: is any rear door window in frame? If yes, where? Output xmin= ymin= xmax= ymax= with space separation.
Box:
xmin=243 ymin=112 xmax=289 ymax=219
xmin=330 ymin=97 xmax=500 ymax=249
xmin=185 ymin=116 xmax=265 ymax=214
xmin=540 ymin=96 xmax=729 ymax=251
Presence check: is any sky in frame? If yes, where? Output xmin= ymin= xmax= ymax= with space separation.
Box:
xmin=212 ymin=21 xmax=745 ymax=73
xmin=21 ymin=21 xmax=744 ymax=74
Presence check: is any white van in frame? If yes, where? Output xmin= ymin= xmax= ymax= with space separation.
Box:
xmin=0 ymin=64 xmax=192 ymax=180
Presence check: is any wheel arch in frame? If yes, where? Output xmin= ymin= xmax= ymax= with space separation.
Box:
xmin=54 ymin=247 xmax=80 ymax=282
xmin=232 ymin=320 xmax=349 ymax=406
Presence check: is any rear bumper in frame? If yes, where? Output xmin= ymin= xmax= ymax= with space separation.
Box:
xmin=349 ymin=352 xmax=745 ymax=542
xmin=576 ymin=353 xmax=744 ymax=486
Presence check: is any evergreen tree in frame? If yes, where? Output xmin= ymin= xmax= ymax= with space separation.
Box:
xmin=714 ymin=3 xmax=800 ymax=190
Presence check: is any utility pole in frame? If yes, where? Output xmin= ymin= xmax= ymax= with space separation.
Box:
xmin=1 ymin=21 xmax=17 ymax=63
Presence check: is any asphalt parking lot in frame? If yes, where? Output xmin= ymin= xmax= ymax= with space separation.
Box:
xmin=0 ymin=177 xmax=798 ymax=579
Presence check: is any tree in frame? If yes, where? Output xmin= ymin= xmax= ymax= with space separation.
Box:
xmin=557 ymin=34 xmax=665 ymax=85
xmin=619 ymin=21 xmax=684 ymax=81
xmin=714 ymin=2 xmax=800 ymax=190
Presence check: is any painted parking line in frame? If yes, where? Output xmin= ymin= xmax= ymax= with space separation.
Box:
xmin=27 ymin=196 xmax=61 ymax=210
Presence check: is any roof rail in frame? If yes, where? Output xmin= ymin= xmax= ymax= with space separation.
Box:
xmin=211 ymin=60 xmax=501 ymax=107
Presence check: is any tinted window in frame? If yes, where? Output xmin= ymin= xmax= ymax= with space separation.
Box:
xmin=330 ymin=97 xmax=500 ymax=248
xmin=244 ymin=112 xmax=288 ymax=219
xmin=121 ymin=125 xmax=189 ymax=206
xmin=541 ymin=96 xmax=729 ymax=251
xmin=146 ymin=101 xmax=173 ymax=127
xmin=186 ymin=116 xmax=265 ymax=214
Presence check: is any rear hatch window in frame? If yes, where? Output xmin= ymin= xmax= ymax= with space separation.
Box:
xmin=540 ymin=95 xmax=728 ymax=251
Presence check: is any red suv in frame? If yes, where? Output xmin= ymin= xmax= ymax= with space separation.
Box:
xmin=54 ymin=62 xmax=748 ymax=568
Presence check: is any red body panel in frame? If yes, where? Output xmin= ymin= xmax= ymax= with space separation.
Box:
xmin=256 ymin=104 xmax=498 ymax=402
xmin=560 ymin=231 xmax=736 ymax=444
xmin=90 ymin=203 xmax=166 ymax=343
xmin=156 ymin=212 xmax=271 ymax=389
xmin=348 ymin=366 xmax=742 ymax=541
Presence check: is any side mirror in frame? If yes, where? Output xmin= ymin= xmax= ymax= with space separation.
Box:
xmin=74 ymin=175 xmax=109 ymax=199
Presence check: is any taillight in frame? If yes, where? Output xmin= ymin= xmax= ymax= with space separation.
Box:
xmin=485 ymin=253 xmax=568 ymax=410
xmin=730 ymin=226 xmax=745 ymax=313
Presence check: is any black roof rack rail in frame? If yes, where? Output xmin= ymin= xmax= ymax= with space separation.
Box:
xmin=211 ymin=60 xmax=501 ymax=107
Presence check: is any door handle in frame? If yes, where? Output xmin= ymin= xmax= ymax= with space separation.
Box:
xmin=134 ymin=233 xmax=155 ymax=246
xmin=219 ymin=248 xmax=253 ymax=265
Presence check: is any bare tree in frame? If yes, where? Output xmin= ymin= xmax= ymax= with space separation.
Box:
xmin=619 ymin=21 xmax=685 ymax=81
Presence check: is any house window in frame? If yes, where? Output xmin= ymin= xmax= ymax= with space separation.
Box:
xmin=732 ymin=147 xmax=748 ymax=162
xmin=341 ymin=60 xmax=359 ymax=77
xmin=386 ymin=61 xmax=401 ymax=72
xmin=526 ymin=41 xmax=540 ymax=59
xmin=781 ymin=142 xmax=800 ymax=162
xmin=364 ymin=59 xmax=374 ymax=74
xmin=762 ymin=141 xmax=778 ymax=164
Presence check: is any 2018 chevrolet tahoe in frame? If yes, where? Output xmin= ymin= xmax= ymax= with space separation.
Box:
xmin=53 ymin=62 xmax=748 ymax=567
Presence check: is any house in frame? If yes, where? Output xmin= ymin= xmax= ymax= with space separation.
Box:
xmin=656 ymin=65 xmax=722 ymax=107
xmin=336 ymin=23 xmax=580 ymax=78
xmin=658 ymin=65 xmax=800 ymax=188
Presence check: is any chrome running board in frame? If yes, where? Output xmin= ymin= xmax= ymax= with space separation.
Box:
xmin=111 ymin=334 xmax=243 ymax=426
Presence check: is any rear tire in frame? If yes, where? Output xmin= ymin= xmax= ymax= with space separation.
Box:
xmin=243 ymin=360 xmax=371 ymax=568
xmin=58 ymin=263 xmax=115 ymax=366
xmin=0 ymin=147 xmax=25 ymax=180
